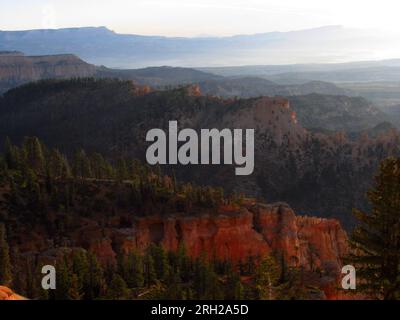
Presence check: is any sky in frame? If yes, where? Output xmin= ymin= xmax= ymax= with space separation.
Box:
xmin=1 ymin=0 xmax=400 ymax=37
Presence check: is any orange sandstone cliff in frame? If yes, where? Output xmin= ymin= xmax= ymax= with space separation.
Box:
xmin=12 ymin=201 xmax=349 ymax=300
xmin=14 ymin=201 xmax=348 ymax=273
xmin=104 ymin=202 xmax=348 ymax=273
xmin=0 ymin=286 xmax=26 ymax=300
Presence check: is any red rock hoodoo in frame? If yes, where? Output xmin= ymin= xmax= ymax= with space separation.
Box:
xmin=110 ymin=202 xmax=348 ymax=272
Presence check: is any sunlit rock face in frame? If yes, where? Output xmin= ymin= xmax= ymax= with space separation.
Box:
xmin=0 ymin=286 xmax=26 ymax=300
xmin=110 ymin=201 xmax=348 ymax=272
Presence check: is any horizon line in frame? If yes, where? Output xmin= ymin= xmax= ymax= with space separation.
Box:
xmin=0 ymin=24 xmax=349 ymax=39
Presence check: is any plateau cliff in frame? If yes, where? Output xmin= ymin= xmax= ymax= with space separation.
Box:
xmin=0 ymin=53 xmax=96 ymax=93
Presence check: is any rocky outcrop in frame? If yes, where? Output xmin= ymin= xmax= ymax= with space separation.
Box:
xmin=185 ymin=84 xmax=202 ymax=96
xmin=251 ymin=203 xmax=348 ymax=271
xmin=0 ymin=286 xmax=25 ymax=300
xmin=117 ymin=208 xmax=270 ymax=263
xmin=15 ymin=201 xmax=348 ymax=299
xmin=109 ymin=202 xmax=347 ymax=272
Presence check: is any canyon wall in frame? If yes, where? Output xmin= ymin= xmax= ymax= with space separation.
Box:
xmin=9 ymin=200 xmax=349 ymax=299
xmin=84 ymin=202 xmax=349 ymax=272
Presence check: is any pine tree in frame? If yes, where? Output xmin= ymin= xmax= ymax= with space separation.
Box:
xmin=86 ymin=252 xmax=104 ymax=299
xmin=73 ymin=149 xmax=92 ymax=178
xmin=0 ymin=223 xmax=12 ymax=285
xmin=55 ymin=258 xmax=70 ymax=300
xmin=24 ymin=258 xmax=39 ymax=299
xmin=226 ymin=268 xmax=244 ymax=300
xmin=193 ymin=256 xmax=223 ymax=299
xmin=165 ymin=270 xmax=183 ymax=299
xmin=116 ymin=158 xmax=128 ymax=182
xmin=107 ymin=274 xmax=128 ymax=300
xmin=4 ymin=137 xmax=18 ymax=170
xmin=176 ymin=244 xmax=191 ymax=281
xmin=90 ymin=153 xmax=112 ymax=179
xmin=234 ymin=277 xmax=244 ymax=300
xmin=348 ymin=157 xmax=400 ymax=300
xmin=49 ymin=149 xmax=71 ymax=179
xmin=125 ymin=251 xmax=144 ymax=288
xmin=23 ymin=137 xmax=45 ymax=175
xmin=72 ymin=250 xmax=89 ymax=294
xmin=144 ymin=252 xmax=157 ymax=287
xmin=149 ymin=245 xmax=170 ymax=281
xmin=255 ymin=255 xmax=279 ymax=300
xmin=245 ymin=255 xmax=256 ymax=275
xmin=68 ymin=274 xmax=83 ymax=300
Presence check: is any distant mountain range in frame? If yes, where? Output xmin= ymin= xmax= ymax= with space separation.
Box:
xmin=0 ymin=52 xmax=221 ymax=93
xmin=2 ymin=26 xmax=400 ymax=108
xmin=1 ymin=25 xmax=399 ymax=68
xmin=0 ymin=52 xmax=393 ymax=132
xmin=198 ymin=77 xmax=350 ymax=97
xmin=0 ymin=51 xmax=354 ymax=96
xmin=200 ymin=60 xmax=400 ymax=83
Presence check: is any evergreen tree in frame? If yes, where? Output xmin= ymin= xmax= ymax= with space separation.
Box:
xmin=276 ymin=268 xmax=308 ymax=300
xmin=24 ymin=258 xmax=39 ymax=299
xmin=149 ymin=245 xmax=170 ymax=281
xmin=348 ymin=157 xmax=400 ymax=300
xmin=107 ymin=274 xmax=128 ymax=299
xmin=73 ymin=149 xmax=92 ymax=178
xmin=255 ymin=255 xmax=280 ymax=300
xmin=90 ymin=153 xmax=112 ymax=179
xmin=176 ymin=244 xmax=191 ymax=280
xmin=86 ymin=252 xmax=104 ymax=299
xmin=0 ymin=223 xmax=12 ymax=285
xmin=68 ymin=273 xmax=83 ymax=300
xmin=165 ymin=271 xmax=183 ymax=299
xmin=48 ymin=149 xmax=71 ymax=179
xmin=55 ymin=258 xmax=70 ymax=300
xmin=116 ymin=158 xmax=128 ymax=182
xmin=4 ymin=137 xmax=18 ymax=170
xmin=226 ymin=268 xmax=244 ymax=300
xmin=23 ymin=137 xmax=45 ymax=175
xmin=72 ymin=250 xmax=89 ymax=294
xmin=244 ymin=255 xmax=256 ymax=275
xmin=125 ymin=251 xmax=144 ymax=288
xmin=144 ymin=252 xmax=157 ymax=287
xmin=193 ymin=256 xmax=223 ymax=299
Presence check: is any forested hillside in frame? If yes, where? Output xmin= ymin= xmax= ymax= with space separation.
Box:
xmin=1 ymin=79 xmax=399 ymax=227
xmin=0 ymin=137 xmax=345 ymax=300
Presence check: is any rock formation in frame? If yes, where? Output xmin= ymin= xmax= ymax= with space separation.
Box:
xmin=0 ymin=286 xmax=25 ymax=300
xmin=0 ymin=53 xmax=96 ymax=92
xmin=81 ymin=202 xmax=348 ymax=273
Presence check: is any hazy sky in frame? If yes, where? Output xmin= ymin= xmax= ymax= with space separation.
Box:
xmin=1 ymin=0 xmax=400 ymax=36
